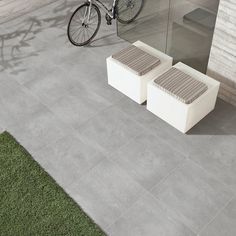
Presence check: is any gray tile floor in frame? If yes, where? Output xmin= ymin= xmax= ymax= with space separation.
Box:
xmin=0 ymin=1 xmax=236 ymax=235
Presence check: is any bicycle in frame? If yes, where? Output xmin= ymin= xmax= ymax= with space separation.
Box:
xmin=67 ymin=0 xmax=144 ymax=46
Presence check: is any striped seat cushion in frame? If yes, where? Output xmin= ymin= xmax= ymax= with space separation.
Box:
xmin=154 ymin=67 xmax=208 ymax=104
xmin=112 ymin=45 xmax=161 ymax=76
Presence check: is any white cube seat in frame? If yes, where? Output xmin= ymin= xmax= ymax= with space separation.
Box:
xmin=147 ymin=62 xmax=220 ymax=133
xmin=107 ymin=41 xmax=173 ymax=104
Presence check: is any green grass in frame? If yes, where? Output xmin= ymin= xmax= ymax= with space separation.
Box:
xmin=0 ymin=131 xmax=106 ymax=236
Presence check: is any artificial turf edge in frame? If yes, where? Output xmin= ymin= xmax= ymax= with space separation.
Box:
xmin=0 ymin=131 xmax=106 ymax=236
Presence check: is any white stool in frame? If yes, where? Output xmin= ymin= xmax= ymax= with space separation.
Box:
xmin=107 ymin=41 xmax=173 ymax=104
xmin=147 ymin=62 xmax=220 ymax=133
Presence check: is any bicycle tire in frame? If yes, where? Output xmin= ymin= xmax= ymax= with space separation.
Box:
xmin=67 ymin=3 xmax=101 ymax=46
xmin=116 ymin=0 xmax=144 ymax=24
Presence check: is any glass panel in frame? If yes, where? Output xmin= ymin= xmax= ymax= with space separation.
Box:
xmin=166 ymin=0 xmax=219 ymax=73
xmin=117 ymin=0 xmax=170 ymax=52
xmin=117 ymin=0 xmax=220 ymax=74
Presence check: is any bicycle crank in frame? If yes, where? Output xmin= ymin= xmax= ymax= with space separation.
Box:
xmin=105 ymin=13 xmax=112 ymax=25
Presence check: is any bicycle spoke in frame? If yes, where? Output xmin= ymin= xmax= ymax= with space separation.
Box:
xmin=71 ymin=19 xmax=82 ymax=25
xmin=87 ymin=27 xmax=95 ymax=37
xmin=86 ymin=28 xmax=92 ymax=40
xmin=79 ymin=6 xmax=87 ymax=22
xmin=74 ymin=27 xmax=84 ymax=42
xmin=82 ymin=29 xmax=86 ymax=43
xmin=76 ymin=28 xmax=85 ymax=43
xmin=71 ymin=25 xmax=82 ymax=37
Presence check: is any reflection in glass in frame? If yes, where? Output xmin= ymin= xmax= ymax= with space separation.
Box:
xmin=167 ymin=0 xmax=219 ymax=73
xmin=117 ymin=0 xmax=220 ymax=73
xmin=117 ymin=0 xmax=170 ymax=52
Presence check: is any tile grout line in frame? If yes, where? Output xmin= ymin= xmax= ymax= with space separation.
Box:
xmin=107 ymin=184 xmax=197 ymax=236
xmin=65 ymin=156 xmax=106 ymax=193
xmin=105 ymin=189 xmax=149 ymax=233
xmin=104 ymin=184 xmax=148 ymax=233
xmin=131 ymin=102 xmax=236 ymax=196
xmin=2 ymin=50 xmax=127 ymax=156
xmin=2 ymin=78 xmax=110 ymax=172
xmin=101 ymin=132 xmax=192 ymax=232
xmin=103 ymin=139 xmax=191 ymax=232
xmin=187 ymin=157 xmax=236 ymax=197
xmin=19 ymin=82 xmax=113 ymax=146
xmin=145 ymin=190 xmax=197 ymax=235
xmin=4 ymin=24 xmax=128 ymax=145
xmin=145 ymin=161 xmax=193 ymax=232
xmin=114 ymin=101 xmax=192 ymax=161
xmin=148 ymin=186 xmax=199 ymax=234
xmin=105 ymin=155 xmax=195 ymax=233
xmin=147 ymin=157 xmax=236 ymax=235
xmin=55 ymin=145 xmax=107 ymax=191
xmin=197 ymin=195 xmax=236 ymax=235
xmin=69 ymin=154 xmax=148 ymax=232
xmin=148 ymin=158 xmax=188 ymax=193
xmin=114 ymin=101 xmax=209 ymax=161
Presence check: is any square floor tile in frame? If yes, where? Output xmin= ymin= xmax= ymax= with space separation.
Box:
xmin=110 ymin=133 xmax=185 ymax=190
xmin=34 ymin=134 xmax=105 ymax=188
xmin=116 ymin=97 xmax=164 ymax=128
xmin=24 ymin=67 xmax=77 ymax=106
xmin=152 ymin=160 xmax=234 ymax=233
xmin=107 ymin=193 xmax=195 ymax=236
xmin=0 ymin=77 xmax=44 ymax=127
xmin=189 ymin=135 xmax=236 ymax=193
xmin=76 ymin=106 xmax=145 ymax=154
xmin=7 ymin=107 xmax=69 ymax=153
xmin=50 ymin=86 xmax=111 ymax=129
xmin=52 ymin=41 xmax=99 ymax=68
xmin=79 ymin=69 xmax=125 ymax=105
xmin=14 ymin=63 xmax=57 ymax=85
xmin=66 ymin=158 xmax=145 ymax=229
xmin=199 ymin=197 xmax=236 ymax=236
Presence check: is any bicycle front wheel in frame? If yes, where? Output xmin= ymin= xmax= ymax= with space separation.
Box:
xmin=67 ymin=3 xmax=101 ymax=46
xmin=116 ymin=0 xmax=144 ymax=24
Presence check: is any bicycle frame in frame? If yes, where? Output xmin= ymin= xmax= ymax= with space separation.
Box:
xmin=88 ymin=0 xmax=118 ymax=19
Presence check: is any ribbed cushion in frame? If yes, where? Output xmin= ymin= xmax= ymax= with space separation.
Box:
xmin=112 ymin=45 xmax=161 ymax=76
xmin=154 ymin=67 xmax=208 ymax=104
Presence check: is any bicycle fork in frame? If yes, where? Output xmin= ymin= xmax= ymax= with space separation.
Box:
xmin=106 ymin=0 xmax=118 ymax=25
xmin=82 ymin=0 xmax=93 ymax=25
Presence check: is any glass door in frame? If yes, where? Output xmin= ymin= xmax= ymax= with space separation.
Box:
xmin=166 ymin=0 xmax=219 ymax=73
xmin=117 ymin=0 xmax=220 ymax=73
xmin=117 ymin=0 xmax=170 ymax=52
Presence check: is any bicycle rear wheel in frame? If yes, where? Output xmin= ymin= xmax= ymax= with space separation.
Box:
xmin=116 ymin=0 xmax=144 ymax=24
xmin=67 ymin=3 xmax=101 ymax=46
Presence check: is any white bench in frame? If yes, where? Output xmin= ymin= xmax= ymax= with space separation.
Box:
xmin=147 ymin=62 xmax=220 ymax=133
xmin=107 ymin=41 xmax=173 ymax=104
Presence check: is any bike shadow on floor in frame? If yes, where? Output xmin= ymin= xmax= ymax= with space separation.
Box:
xmin=87 ymin=32 xmax=127 ymax=48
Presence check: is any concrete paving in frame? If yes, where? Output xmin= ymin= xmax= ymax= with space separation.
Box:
xmin=0 ymin=1 xmax=236 ymax=235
